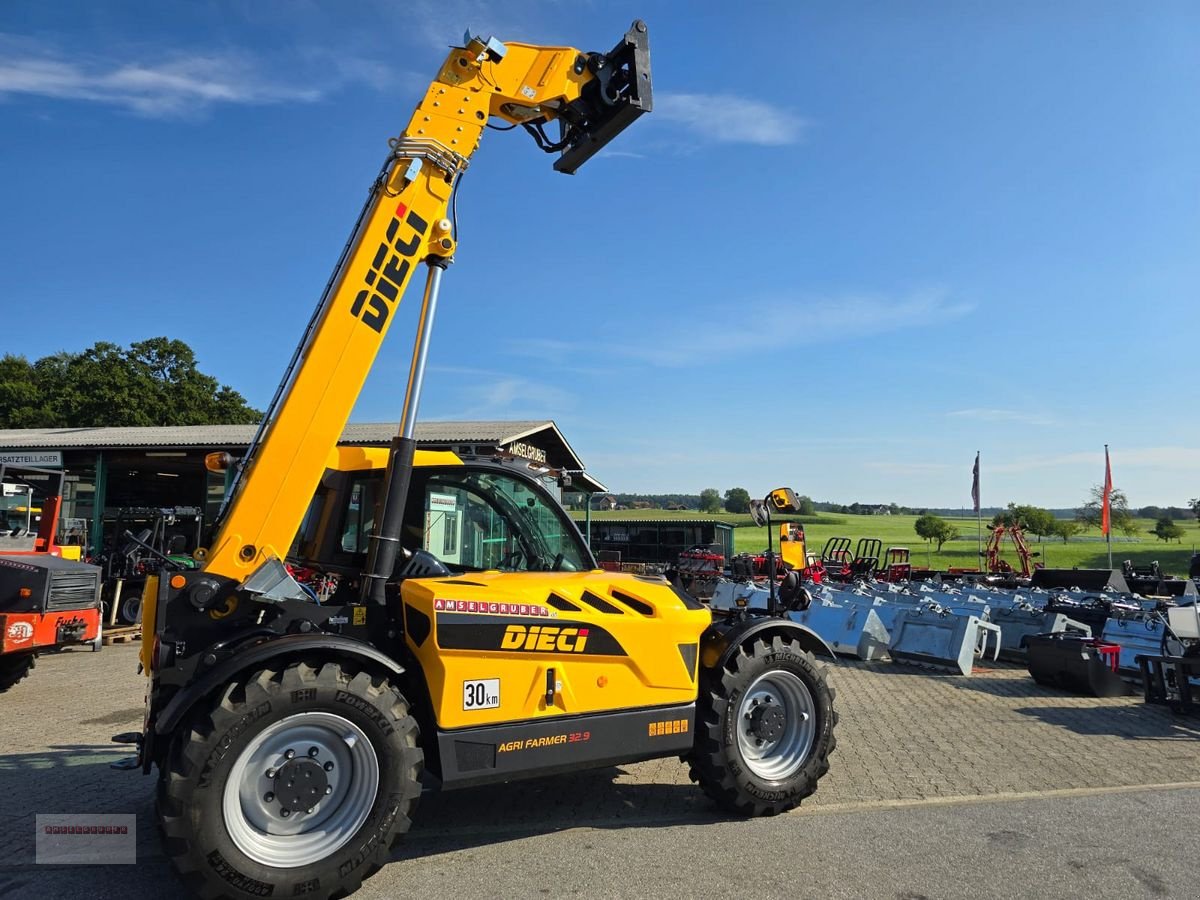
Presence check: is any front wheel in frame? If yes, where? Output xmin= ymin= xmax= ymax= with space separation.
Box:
xmin=158 ymin=660 xmax=423 ymax=899
xmin=688 ymin=634 xmax=837 ymax=816
xmin=0 ymin=652 xmax=36 ymax=693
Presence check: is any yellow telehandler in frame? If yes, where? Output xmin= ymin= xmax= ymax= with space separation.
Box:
xmin=114 ymin=22 xmax=837 ymax=898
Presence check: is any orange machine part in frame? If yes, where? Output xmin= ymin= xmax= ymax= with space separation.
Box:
xmin=0 ymin=608 xmax=101 ymax=654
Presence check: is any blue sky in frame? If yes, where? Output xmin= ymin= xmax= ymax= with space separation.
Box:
xmin=2 ymin=1 xmax=1198 ymax=507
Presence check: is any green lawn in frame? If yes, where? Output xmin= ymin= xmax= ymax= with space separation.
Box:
xmin=571 ymin=510 xmax=1200 ymax=576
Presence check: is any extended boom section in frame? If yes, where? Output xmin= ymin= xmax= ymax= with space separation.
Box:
xmin=205 ymin=22 xmax=653 ymax=584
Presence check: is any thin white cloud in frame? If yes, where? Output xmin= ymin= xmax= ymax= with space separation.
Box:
xmin=434 ymin=375 xmax=576 ymax=419
xmin=655 ymin=92 xmax=808 ymax=146
xmin=947 ymin=408 xmax=1057 ymax=427
xmin=597 ymin=149 xmax=647 ymax=160
xmin=864 ymin=461 xmax=957 ymax=475
xmin=990 ymin=447 xmax=1200 ymax=475
xmin=613 ymin=288 xmax=972 ymax=367
xmin=0 ymin=33 xmax=396 ymax=118
xmin=402 ymin=0 xmax=528 ymax=49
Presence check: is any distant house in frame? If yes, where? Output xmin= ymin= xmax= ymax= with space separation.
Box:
xmin=665 ymin=503 xmax=688 ymax=511
xmin=594 ymin=494 xmax=618 ymax=511
xmin=874 ymin=506 xmax=891 ymax=516
xmin=630 ymin=500 xmax=654 ymax=510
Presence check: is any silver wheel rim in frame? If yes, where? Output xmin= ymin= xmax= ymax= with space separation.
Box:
xmin=736 ymin=669 xmax=817 ymax=781
xmin=222 ymin=711 xmax=380 ymax=868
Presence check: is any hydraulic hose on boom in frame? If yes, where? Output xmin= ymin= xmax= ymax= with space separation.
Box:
xmin=198 ymin=22 xmax=652 ymax=600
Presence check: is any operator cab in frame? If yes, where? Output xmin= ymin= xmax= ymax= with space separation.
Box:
xmin=290 ymin=456 xmax=594 ymax=581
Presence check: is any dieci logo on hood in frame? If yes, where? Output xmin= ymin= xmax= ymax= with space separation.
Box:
xmin=500 ymin=624 xmax=589 ymax=653
xmin=6 ymin=621 xmax=34 ymax=644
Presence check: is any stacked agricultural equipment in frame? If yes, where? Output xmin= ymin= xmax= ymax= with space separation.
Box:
xmin=706 ymin=573 xmax=1140 ymax=676
xmin=674 ymin=543 xmax=725 ymax=599
xmin=1137 ymin=604 xmax=1200 ymax=713
xmin=703 ymin=522 xmax=1196 ymax=684
xmin=1121 ymin=559 xmax=1198 ymax=601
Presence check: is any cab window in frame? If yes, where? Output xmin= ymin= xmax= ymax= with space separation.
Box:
xmin=340 ymin=477 xmax=381 ymax=554
xmin=416 ymin=469 xmax=588 ymax=573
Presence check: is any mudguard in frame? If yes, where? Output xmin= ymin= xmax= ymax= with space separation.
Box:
xmin=700 ymin=614 xmax=836 ymax=672
xmin=153 ymin=632 xmax=404 ymax=738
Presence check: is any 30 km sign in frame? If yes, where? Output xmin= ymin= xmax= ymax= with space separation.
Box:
xmin=463 ymin=679 xmax=500 ymax=710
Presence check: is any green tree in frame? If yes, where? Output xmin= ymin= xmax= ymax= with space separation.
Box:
xmin=1153 ymin=517 xmax=1184 ymax=543
xmin=792 ymin=496 xmax=820 ymax=518
xmin=724 ymin=487 xmax=751 ymax=514
xmin=992 ymin=503 xmax=1057 ymax=541
xmin=698 ymin=488 xmax=722 ymax=514
xmin=0 ymin=338 xmax=260 ymax=428
xmin=1075 ymin=486 xmax=1137 ymax=536
xmin=1190 ymin=498 xmax=1200 ymax=528
xmin=915 ymin=514 xmax=958 ymax=552
xmin=0 ymin=354 xmax=42 ymax=427
xmin=1050 ymin=520 xmax=1083 ymax=543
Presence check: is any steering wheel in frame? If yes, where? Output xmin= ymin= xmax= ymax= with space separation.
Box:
xmin=499 ymin=550 xmax=524 ymax=570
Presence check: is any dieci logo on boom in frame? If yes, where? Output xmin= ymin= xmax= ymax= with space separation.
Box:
xmin=501 ymin=624 xmax=589 ymax=653
xmin=350 ymin=202 xmax=430 ymax=333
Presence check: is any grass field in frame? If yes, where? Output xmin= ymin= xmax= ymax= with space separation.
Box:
xmin=571 ymin=510 xmax=1200 ymax=576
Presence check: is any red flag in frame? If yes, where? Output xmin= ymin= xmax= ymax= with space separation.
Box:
xmin=971 ymin=452 xmax=980 ymax=514
xmin=1101 ymin=445 xmax=1113 ymax=537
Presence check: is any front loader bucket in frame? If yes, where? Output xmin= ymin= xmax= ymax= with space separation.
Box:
xmin=789 ymin=603 xmax=891 ymax=660
xmin=1099 ymin=616 xmax=1168 ymax=675
xmin=1025 ymin=633 xmax=1131 ymax=697
xmin=888 ymin=607 xmax=999 ymax=675
xmin=708 ymin=579 xmax=767 ymax=611
xmin=991 ymin=608 xmax=1092 ymax=662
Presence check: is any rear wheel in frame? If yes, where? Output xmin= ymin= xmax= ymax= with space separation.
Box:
xmin=689 ymin=633 xmax=836 ymax=816
xmin=0 ymin=652 xmax=36 ymax=693
xmin=158 ymin=660 xmax=423 ymax=899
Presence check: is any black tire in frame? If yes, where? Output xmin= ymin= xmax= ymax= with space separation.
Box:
xmin=689 ymin=634 xmax=837 ymax=816
xmin=118 ymin=588 xmax=142 ymax=625
xmin=158 ymin=660 xmax=423 ymax=900
xmin=0 ymin=652 xmax=36 ymax=693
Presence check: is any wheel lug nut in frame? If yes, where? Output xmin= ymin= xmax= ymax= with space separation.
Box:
xmin=285 ymin=749 xmax=295 ymax=759
xmin=308 ymin=746 xmax=320 ymax=757
xmin=306 ymin=808 xmax=315 ymax=814
xmin=266 ymin=768 xmax=277 ymax=779
xmin=325 ymin=785 xmax=333 ymax=795
xmin=281 ymin=809 xmax=291 ymax=818
xmin=324 ymin=761 xmax=334 ymax=772
xmin=264 ymin=792 xmax=275 ymax=802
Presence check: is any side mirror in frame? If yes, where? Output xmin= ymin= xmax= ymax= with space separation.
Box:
xmin=749 ymin=499 xmax=769 ymax=528
xmin=768 ymin=487 xmax=802 ymax=514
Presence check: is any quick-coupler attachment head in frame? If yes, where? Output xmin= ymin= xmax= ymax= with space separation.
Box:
xmin=553 ymin=20 xmax=653 ymax=174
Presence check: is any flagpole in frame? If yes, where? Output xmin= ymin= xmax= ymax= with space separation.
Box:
xmin=1105 ymin=443 xmax=1112 ymax=569
xmin=975 ymin=451 xmax=982 ymax=569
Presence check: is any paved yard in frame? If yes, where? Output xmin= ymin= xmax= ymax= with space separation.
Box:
xmin=1 ymin=642 xmax=1198 ymax=895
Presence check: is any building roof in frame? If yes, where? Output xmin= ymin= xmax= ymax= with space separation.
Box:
xmin=0 ymin=421 xmax=554 ymax=449
xmin=0 ymin=420 xmax=606 ymax=492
